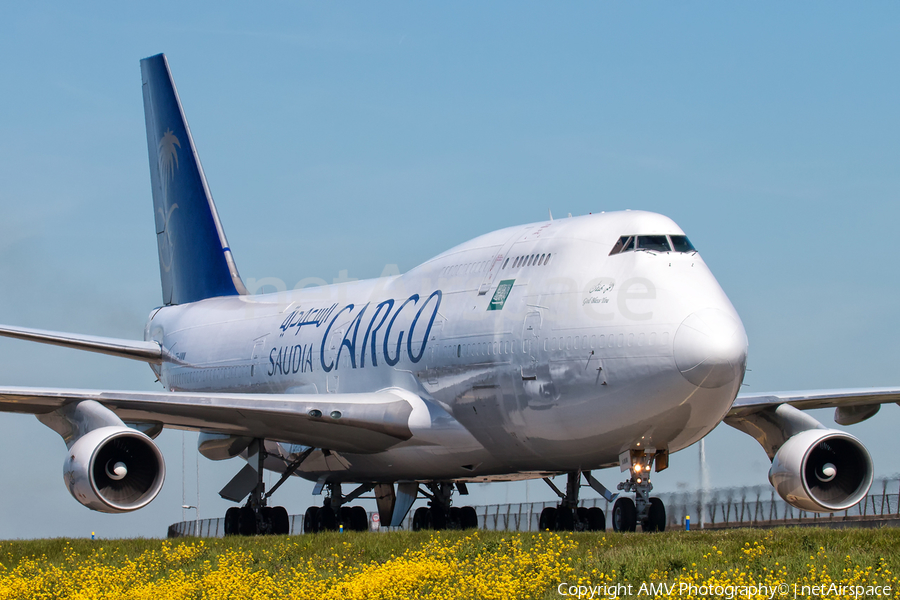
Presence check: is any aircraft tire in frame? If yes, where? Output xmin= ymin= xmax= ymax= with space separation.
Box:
xmin=351 ymin=506 xmax=368 ymax=532
xmin=224 ymin=507 xmax=241 ymax=536
xmin=304 ymin=506 xmax=320 ymax=534
xmin=319 ymin=506 xmax=338 ymax=531
xmin=340 ymin=506 xmax=353 ymax=530
xmin=238 ymin=506 xmax=257 ymax=536
xmin=431 ymin=507 xmax=448 ymax=530
xmin=539 ymin=507 xmax=558 ymax=531
xmin=271 ymin=506 xmax=290 ymax=535
xmin=460 ymin=506 xmax=478 ymax=529
xmin=587 ymin=507 xmax=606 ymax=532
xmin=612 ymin=497 xmax=637 ymax=532
xmin=557 ymin=507 xmax=575 ymax=531
xmin=449 ymin=507 xmax=462 ymax=529
xmin=413 ymin=506 xmax=431 ymax=531
xmin=642 ymin=498 xmax=666 ymax=532
xmin=576 ymin=506 xmax=590 ymax=530
xmin=260 ymin=506 xmax=274 ymax=534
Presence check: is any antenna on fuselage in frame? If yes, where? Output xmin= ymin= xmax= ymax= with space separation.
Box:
xmin=548 ymin=209 xmax=553 ymax=221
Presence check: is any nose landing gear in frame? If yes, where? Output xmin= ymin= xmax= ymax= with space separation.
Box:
xmin=612 ymin=449 xmax=667 ymax=532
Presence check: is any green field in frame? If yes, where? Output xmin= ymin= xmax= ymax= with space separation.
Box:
xmin=0 ymin=528 xmax=897 ymax=599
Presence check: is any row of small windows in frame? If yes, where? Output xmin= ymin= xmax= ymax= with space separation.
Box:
xmin=503 ymin=253 xmax=551 ymax=270
xmin=440 ymin=260 xmax=492 ymax=278
xmin=446 ymin=340 xmax=517 ymax=358
xmin=445 ymin=330 xmax=671 ymax=361
xmin=440 ymin=252 xmax=553 ymax=278
xmin=609 ymin=234 xmax=696 ymax=256
xmin=543 ymin=331 xmax=670 ymax=352
xmin=171 ymin=365 xmax=249 ymax=387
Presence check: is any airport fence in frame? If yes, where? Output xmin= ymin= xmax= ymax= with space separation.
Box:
xmin=168 ymin=477 xmax=900 ymax=537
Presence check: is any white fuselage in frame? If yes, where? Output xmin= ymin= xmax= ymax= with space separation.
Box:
xmin=145 ymin=210 xmax=748 ymax=483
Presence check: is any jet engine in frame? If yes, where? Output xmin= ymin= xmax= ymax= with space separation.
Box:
xmin=768 ymin=428 xmax=872 ymax=513
xmin=63 ymin=426 xmax=166 ymax=513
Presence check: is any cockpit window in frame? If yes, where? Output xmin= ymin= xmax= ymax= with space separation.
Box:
xmin=609 ymin=236 xmax=628 ymax=255
xmin=670 ymin=235 xmax=696 ymax=253
xmin=637 ymin=235 xmax=671 ymax=252
xmin=610 ymin=233 xmax=696 ymax=256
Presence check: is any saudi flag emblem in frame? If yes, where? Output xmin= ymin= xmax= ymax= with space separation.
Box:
xmin=488 ymin=279 xmax=515 ymax=311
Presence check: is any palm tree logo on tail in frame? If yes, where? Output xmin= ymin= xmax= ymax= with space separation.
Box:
xmin=156 ymin=129 xmax=181 ymax=272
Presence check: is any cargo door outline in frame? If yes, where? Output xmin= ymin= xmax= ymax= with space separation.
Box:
xmin=478 ymin=229 xmax=527 ymax=296
xmin=521 ymin=312 xmax=541 ymax=380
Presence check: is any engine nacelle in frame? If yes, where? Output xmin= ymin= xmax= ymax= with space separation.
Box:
xmin=768 ymin=428 xmax=872 ymax=513
xmin=63 ymin=426 xmax=166 ymax=513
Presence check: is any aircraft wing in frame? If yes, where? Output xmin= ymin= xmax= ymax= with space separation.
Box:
xmin=0 ymin=386 xmax=419 ymax=454
xmin=729 ymin=387 xmax=900 ymax=424
xmin=0 ymin=324 xmax=166 ymax=364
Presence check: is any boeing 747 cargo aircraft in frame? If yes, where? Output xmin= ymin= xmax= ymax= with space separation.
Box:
xmin=0 ymin=54 xmax=895 ymax=535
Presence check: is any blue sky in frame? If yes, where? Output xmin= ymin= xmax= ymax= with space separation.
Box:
xmin=0 ymin=2 xmax=898 ymax=538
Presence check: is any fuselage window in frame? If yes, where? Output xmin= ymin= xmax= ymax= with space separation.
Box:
xmin=545 ymin=253 xmax=552 ymax=265
xmin=637 ymin=235 xmax=671 ymax=252
xmin=670 ymin=235 xmax=696 ymax=253
xmin=539 ymin=253 xmax=545 ymax=265
xmin=503 ymin=258 xmax=509 ymax=268
xmin=530 ymin=254 xmax=536 ymax=266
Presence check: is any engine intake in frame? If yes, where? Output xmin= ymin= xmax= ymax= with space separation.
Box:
xmin=64 ymin=426 xmax=166 ymax=513
xmin=768 ymin=428 xmax=872 ymax=513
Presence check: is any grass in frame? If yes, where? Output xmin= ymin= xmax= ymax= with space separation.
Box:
xmin=0 ymin=528 xmax=897 ymax=598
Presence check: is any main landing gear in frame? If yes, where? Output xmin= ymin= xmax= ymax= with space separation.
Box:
xmin=303 ymin=481 xmax=373 ymax=533
xmin=411 ymin=482 xmax=479 ymax=531
xmin=538 ymin=472 xmax=606 ymax=532
xmin=611 ymin=449 xmax=667 ymax=533
xmin=223 ymin=440 xmax=310 ymax=536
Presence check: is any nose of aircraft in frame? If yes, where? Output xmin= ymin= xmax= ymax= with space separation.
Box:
xmin=673 ymin=308 xmax=748 ymax=388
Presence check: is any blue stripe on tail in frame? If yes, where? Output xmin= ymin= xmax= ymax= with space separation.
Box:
xmin=140 ymin=53 xmax=245 ymax=305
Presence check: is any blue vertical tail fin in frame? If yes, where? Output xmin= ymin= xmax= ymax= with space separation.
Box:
xmin=140 ymin=53 xmax=247 ymax=306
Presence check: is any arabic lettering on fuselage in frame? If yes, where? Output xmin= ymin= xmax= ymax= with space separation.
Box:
xmin=267 ymin=290 xmax=442 ymax=377
xmin=279 ymin=303 xmax=339 ymax=337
